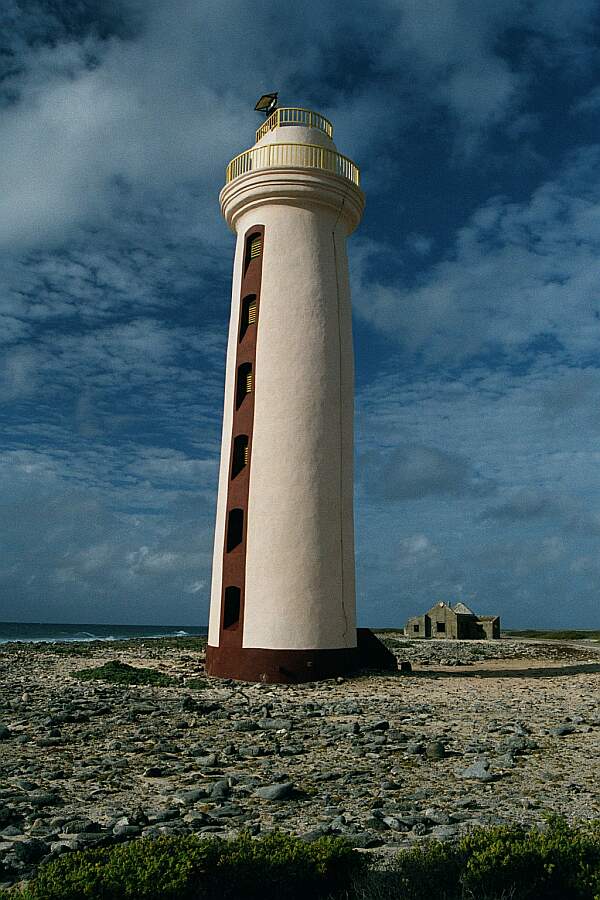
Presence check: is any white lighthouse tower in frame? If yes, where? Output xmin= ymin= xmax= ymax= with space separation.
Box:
xmin=206 ymin=98 xmax=393 ymax=683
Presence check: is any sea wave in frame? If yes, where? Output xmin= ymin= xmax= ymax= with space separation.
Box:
xmin=0 ymin=624 xmax=207 ymax=645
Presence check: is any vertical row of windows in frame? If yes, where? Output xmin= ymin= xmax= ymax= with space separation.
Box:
xmin=223 ymin=230 xmax=262 ymax=632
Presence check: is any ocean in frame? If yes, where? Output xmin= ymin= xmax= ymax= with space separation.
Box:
xmin=0 ymin=622 xmax=208 ymax=644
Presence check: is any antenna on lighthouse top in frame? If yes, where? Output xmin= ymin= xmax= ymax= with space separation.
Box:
xmin=255 ymin=92 xmax=278 ymax=117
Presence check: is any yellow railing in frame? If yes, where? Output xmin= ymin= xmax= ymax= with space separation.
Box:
xmin=256 ymin=107 xmax=334 ymax=142
xmin=225 ymin=142 xmax=360 ymax=186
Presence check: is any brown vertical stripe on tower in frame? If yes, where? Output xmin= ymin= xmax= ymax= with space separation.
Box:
xmin=218 ymin=224 xmax=264 ymax=649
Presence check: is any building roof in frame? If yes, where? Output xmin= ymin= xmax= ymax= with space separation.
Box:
xmin=452 ymin=601 xmax=476 ymax=616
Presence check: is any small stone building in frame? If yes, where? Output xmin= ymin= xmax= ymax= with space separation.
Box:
xmin=405 ymin=601 xmax=500 ymax=640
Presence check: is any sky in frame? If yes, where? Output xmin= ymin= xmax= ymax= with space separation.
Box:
xmin=2 ymin=0 xmax=600 ymax=629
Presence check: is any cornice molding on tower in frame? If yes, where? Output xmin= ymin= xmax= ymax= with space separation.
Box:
xmin=219 ymin=168 xmax=365 ymax=234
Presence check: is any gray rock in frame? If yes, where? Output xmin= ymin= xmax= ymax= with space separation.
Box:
xmin=9 ymin=838 xmax=49 ymax=863
xmin=233 ymin=720 xmax=258 ymax=732
xmin=113 ymin=824 xmax=141 ymax=837
xmin=60 ymin=819 xmax=101 ymax=834
xmin=494 ymin=752 xmax=516 ymax=769
xmin=425 ymin=741 xmax=446 ymax=760
xmin=143 ymin=767 xmax=167 ymax=778
xmin=239 ymin=746 xmax=265 ymax=758
xmin=460 ymin=759 xmax=493 ymax=782
xmin=406 ymin=740 xmax=425 ymax=755
xmin=431 ymin=824 xmax=460 ymax=839
xmin=255 ymin=782 xmax=294 ymax=801
xmin=300 ymin=826 xmax=331 ymax=842
xmin=139 ymin=807 xmax=175 ymax=823
xmin=348 ymin=832 xmax=384 ymax=849
xmin=173 ymin=789 xmax=208 ymax=805
xmin=258 ymin=718 xmax=293 ymax=731
xmin=425 ymin=809 xmax=450 ymax=825
xmin=381 ymin=816 xmax=408 ymax=831
xmin=195 ymin=753 xmax=219 ymax=768
xmin=209 ymin=804 xmax=246 ymax=819
xmin=37 ymin=736 xmax=64 ymax=749
xmin=550 ymin=725 xmax=576 ymax=736
xmin=210 ymin=780 xmax=230 ymax=800
xmin=501 ymin=735 xmax=537 ymax=752
xmin=28 ymin=792 xmax=62 ymax=808
xmin=371 ymin=720 xmax=390 ymax=732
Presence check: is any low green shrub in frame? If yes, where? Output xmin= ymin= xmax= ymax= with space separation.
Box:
xmin=461 ymin=815 xmax=600 ymax=900
xmin=16 ymin=831 xmax=364 ymax=900
xmin=362 ymin=840 xmax=466 ymax=900
xmin=9 ymin=818 xmax=599 ymax=900
xmin=183 ymin=676 xmax=206 ymax=689
xmin=356 ymin=816 xmax=600 ymax=900
xmin=73 ymin=660 xmax=176 ymax=686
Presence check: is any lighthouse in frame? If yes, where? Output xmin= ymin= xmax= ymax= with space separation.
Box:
xmin=206 ymin=99 xmax=393 ymax=683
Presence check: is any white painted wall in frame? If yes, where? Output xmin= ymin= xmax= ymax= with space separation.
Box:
xmin=208 ymin=116 xmax=364 ymax=651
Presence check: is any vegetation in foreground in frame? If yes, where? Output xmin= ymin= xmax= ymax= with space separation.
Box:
xmin=6 ymin=832 xmax=362 ymax=900
xmin=4 ymin=817 xmax=599 ymax=900
xmin=73 ymin=660 xmax=177 ymax=686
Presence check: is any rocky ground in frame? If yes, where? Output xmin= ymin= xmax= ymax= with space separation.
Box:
xmin=0 ymin=636 xmax=599 ymax=888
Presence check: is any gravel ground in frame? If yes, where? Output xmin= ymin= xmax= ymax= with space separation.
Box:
xmin=0 ymin=635 xmax=599 ymax=888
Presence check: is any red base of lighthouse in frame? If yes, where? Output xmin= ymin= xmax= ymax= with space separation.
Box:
xmin=205 ymin=629 xmax=397 ymax=684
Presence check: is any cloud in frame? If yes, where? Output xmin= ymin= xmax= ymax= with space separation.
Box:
xmin=2 ymin=0 xmax=600 ymax=630
xmin=353 ymin=359 xmax=600 ymax=627
xmin=2 ymin=0 xmax=599 ymax=252
xmin=0 ymin=445 xmax=216 ymax=623
xmin=573 ymin=85 xmax=600 ymax=115
xmin=481 ymin=489 xmax=600 ymax=535
xmin=352 ymin=144 xmax=600 ymax=362
xmin=0 ymin=345 xmax=40 ymax=400
xmin=360 ymin=443 xmax=493 ymax=501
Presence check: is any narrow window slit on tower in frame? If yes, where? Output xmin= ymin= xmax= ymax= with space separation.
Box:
xmin=223 ymin=586 xmax=241 ymax=629
xmin=240 ymin=295 xmax=257 ymax=341
xmin=244 ymin=233 xmax=262 ymax=270
xmin=231 ymin=435 xmax=249 ymax=478
xmin=226 ymin=508 xmax=244 ymax=552
xmin=236 ymin=362 xmax=253 ymax=408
